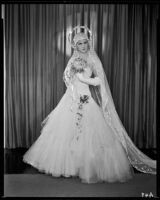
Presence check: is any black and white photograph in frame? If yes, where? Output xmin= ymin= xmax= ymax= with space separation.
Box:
xmin=3 ymin=2 xmax=159 ymax=197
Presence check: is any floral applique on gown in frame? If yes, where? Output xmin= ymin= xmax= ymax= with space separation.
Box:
xmin=23 ymin=66 xmax=134 ymax=183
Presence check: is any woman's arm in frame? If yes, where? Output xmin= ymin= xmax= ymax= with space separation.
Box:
xmin=76 ymin=73 xmax=102 ymax=86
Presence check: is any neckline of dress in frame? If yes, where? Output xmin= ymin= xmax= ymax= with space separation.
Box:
xmin=77 ymin=52 xmax=89 ymax=62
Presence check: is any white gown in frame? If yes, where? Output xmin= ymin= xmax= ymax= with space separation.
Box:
xmin=23 ymin=66 xmax=134 ymax=183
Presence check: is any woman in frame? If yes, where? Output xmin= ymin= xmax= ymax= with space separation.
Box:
xmin=23 ymin=26 xmax=156 ymax=184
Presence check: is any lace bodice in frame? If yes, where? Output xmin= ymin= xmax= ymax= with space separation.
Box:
xmin=73 ymin=66 xmax=93 ymax=96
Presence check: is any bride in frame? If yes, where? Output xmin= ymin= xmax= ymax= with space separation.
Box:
xmin=23 ymin=26 xmax=156 ymax=184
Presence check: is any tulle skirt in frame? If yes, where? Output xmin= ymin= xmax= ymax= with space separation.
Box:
xmin=23 ymin=89 xmax=134 ymax=183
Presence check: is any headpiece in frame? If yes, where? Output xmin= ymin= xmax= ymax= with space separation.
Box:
xmin=68 ymin=26 xmax=93 ymax=49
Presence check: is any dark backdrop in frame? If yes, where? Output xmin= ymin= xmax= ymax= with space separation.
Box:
xmin=4 ymin=4 xmax=158 ymax=148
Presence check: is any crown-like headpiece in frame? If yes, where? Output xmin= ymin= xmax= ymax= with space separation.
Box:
xmin=68 ymin=26 xmax=92 ymax=49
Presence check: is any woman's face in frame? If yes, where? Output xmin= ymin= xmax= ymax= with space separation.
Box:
xmin=76 ymin=39 xmax=89 ymax=53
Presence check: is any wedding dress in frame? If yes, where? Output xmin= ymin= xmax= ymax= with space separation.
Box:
xmin=23 ymin=27 xmax=156 ymax=183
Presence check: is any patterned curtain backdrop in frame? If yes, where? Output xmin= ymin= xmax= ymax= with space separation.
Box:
xmin=4 ymin=4 xmax=158 ymax=148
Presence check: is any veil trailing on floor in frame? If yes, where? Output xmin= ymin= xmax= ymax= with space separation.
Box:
xmin=63 ymin=26 xmax=156 ymax=175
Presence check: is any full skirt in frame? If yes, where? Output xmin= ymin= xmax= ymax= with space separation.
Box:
xmin=23 ymin=90 xmax=134 ymax=183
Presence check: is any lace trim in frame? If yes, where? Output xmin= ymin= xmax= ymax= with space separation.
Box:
xmin=104 ymin=109 xmax=156 ymax=174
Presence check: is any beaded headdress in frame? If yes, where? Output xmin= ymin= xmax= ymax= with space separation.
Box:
xmin=68 ymin=26 xmax=92 ymax=49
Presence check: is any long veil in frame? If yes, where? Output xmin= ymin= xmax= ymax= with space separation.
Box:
xmin=88 ymin=47 xmax=156 ymax=175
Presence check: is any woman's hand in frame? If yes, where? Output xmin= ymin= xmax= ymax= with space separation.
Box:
xmin=76 ymin=73 xmax=102 ymax=86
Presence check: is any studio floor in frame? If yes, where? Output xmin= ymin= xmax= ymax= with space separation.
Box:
xmin=3 ymin=148 xmax=157 ymax=197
